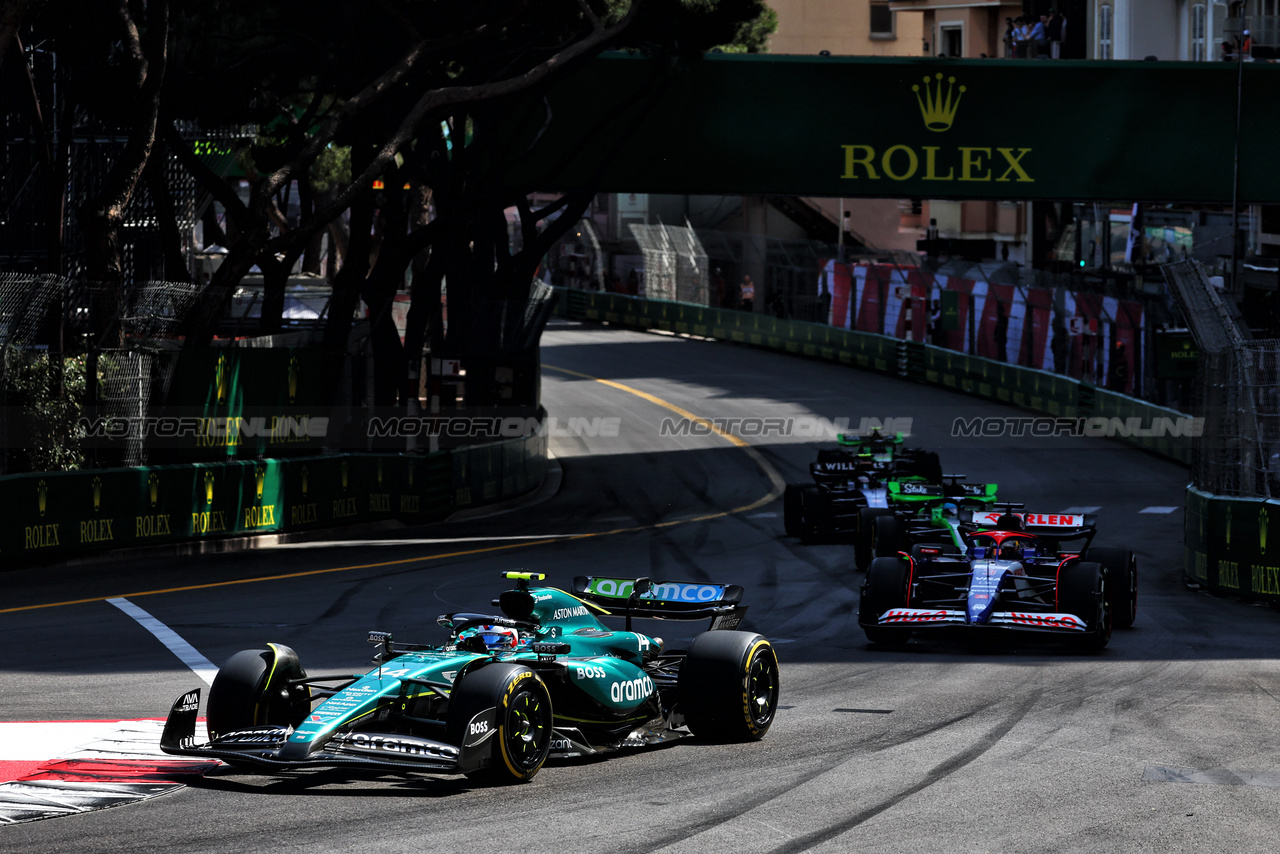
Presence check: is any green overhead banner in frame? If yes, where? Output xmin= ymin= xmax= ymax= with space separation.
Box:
xmin=500 ymin=53 xmax=1280 ymax=203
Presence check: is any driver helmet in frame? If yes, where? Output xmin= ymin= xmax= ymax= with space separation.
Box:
xmin=941 ymin=501 xmax=958 ymax=518
xmin=458 ymin=624 xmax=521 ymax=651
xmin=999 ymin=537 xmax=1029 ymax=561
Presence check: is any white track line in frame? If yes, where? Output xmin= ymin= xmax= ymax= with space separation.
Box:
xmin=107 ymin=598 xmax=218 ymax=686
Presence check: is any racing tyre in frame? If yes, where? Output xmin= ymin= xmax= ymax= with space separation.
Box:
xmin=855 ymin=507 xmax=895 ymax=571
xmin=1084 ymin=547 xmax=1137 ymax=629
xmin=447 ymin=663 xmax=553 ymax=784
xmin=1059 ymin=560 xmax=1111 ymax=650
xmin=678 ymin=631 xmax=779 ymax=741
xmin=798 ymin=486 xmax=828 ymax=542
xmin=206 ymin=644 xmax=310 ymax=742
xmin=859 ymin=557 xmax=913 ymax=645
xmin=784 ymin=484 xmax=804 ymax=537
xmin=873 ymin=513 xmax=906 ymax=558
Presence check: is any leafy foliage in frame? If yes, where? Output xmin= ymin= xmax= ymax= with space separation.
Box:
xmin=3 ymin=353 xmax=88 ymax=472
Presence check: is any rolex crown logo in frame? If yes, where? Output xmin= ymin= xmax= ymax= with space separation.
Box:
xmin=37 ymin=479 xmax=47 ymax=517
xmin=255 ymin=466 xmax=266 ymax=501
xmin=149 ymin=473 xmax=160 ymax=508
xmin=913 ymin=73 xmax=965 ymax=133
xmin=93 ymin=476 xmax=102 ymax=512
xmin=205 ymin=471 xmax=215 ymax=505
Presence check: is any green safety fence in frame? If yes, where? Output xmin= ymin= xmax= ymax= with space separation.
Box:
xmin=1 ymin=430 xmax=546 ymax=560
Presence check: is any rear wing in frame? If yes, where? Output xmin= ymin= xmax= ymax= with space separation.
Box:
xmin=573 ymin=576 xmax=748 ymax=631
xmin=964 ymin=509 xmax=1097 ymax=546
xmin=887 ymin=480 xmax=944 ymax=502
xmin=810 ymin=458 xmax=867 ymax=484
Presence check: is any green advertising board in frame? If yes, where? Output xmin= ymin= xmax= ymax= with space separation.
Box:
xmin=498 ymin=53 xmax=1280 ymax=203
xmin=1154 ymin=330 xmax=1200 ymax=379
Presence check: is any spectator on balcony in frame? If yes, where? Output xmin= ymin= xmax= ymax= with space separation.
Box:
xmin=1046 ymin=10 xmax=1066 ymax=59
xmin=1030 ymin=14 xmax=1049 ymax=58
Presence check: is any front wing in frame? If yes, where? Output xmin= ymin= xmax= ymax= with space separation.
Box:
xmin=159 ymin=689 xmax=465 ymax=773
xmin=870 ymin=607 xmax=1088 ymax=633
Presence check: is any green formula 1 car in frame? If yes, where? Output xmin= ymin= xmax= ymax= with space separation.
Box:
xmin=160 ymin=571 xmax=780 ymax=784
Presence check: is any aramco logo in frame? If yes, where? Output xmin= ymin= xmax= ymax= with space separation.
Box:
xmin=914 ymin=73 xmax=965 ymax=132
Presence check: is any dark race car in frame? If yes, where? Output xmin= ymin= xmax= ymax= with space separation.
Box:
xmin=160 ymin=572 xmax=780 ymax=784
xmin=783 ymin=430 xmax=942 ymax=543
xmin=857 ymin=508 xmax=1138 ymax=649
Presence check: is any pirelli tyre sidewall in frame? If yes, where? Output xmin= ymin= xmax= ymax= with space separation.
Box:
xmin=447 ymin=662 xmax=553 ymax=783
xmin=206 ymin=644 xmax=309 ymax=742
xmin=859 ymin=556 xmax=913 ymax=645
xmin=678 ymin=631 xmax=779 ymax=742
xmin=1059 ymin=560 xmax=1111 ymax=650
xmin=1083 ymin=547 xmax=1137 ymax=629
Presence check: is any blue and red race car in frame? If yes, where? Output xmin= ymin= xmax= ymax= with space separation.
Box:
xmin=858 ymin=508 xmax=1137 ymax=648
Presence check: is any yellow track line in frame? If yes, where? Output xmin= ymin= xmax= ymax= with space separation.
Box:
xmin=3 ymin=366 xmax=785 ymax=615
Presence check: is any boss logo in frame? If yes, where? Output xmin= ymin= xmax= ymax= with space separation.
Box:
xmin=573 ymin=665 xmax=607 ymax=680
xmin=469 ymin=720 xmax=490 ymax=736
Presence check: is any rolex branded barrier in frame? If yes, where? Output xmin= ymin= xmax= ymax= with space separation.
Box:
xmin=1184 ymin=487 xmax=1280 ymax=604
xmin=1 ymin=431 xmax=547 ymax=560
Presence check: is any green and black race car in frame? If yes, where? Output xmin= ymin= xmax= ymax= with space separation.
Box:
xmin=160 ymin=571 xmax=780 ymax=785
xmin=783 ymin=430 xmax=943 ymax=544
xmin=857 ymin=474 xmax=1000 ymax=568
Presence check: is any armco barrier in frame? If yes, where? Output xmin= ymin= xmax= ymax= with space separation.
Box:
xmin=1184 ymin=486 xmax=1280 ymax=602
xmin=0 ymin=430 xmax=545 ymax=561
xmin=556 ymin=288 xmax=1193 ymax=465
